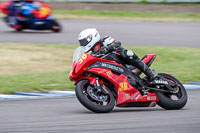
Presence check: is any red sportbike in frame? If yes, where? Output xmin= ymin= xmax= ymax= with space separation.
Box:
xmin=69 ymin=47 xmax=187 ymax=113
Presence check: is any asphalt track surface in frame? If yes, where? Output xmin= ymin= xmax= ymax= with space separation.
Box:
xmin=0 ymin=90 xmax=199 ymax=133
xmin=0 ymin=20 xmax=200 ymax=47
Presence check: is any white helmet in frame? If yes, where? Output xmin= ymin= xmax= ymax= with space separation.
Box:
xmin=78 ymin=28 xmax=100 ymax=52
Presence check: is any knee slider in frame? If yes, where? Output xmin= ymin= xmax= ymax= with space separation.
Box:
xmin=126 ymin=50 xmax=134 ymax=60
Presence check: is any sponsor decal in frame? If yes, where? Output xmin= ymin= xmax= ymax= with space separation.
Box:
xmin=135 ymin=95 xmax=140 ymax=101
xmin=98 ymin=69 xmax=107 ymax=74
xmin=154 ymin=80 xmax=168 ymax=84
xmin=86 ymin=34 xmax=92 ymax=43
xmin=95 ymin=33 xmax=98 ymax=37
xmin=149 ymin=102 xmax=157 ymax=107
xmin=101 ymin=63 xmax=124 ymax=73
xmin=131 ymin=68 xmax=139 ymax=73
xmin=79 ymin=54 xmax=87 ymax=64
xmin=106 ymin=71 xmax=113 ymax=79
xmin=131 ymin=92 xmax=139 ymax=100
xmin=125 ymin=94 xmax=130 ymax=100
xmin=119 ymin=82 xmax=128 ymax=91
xmin=147 ymin=96 xmax=157 ymax=101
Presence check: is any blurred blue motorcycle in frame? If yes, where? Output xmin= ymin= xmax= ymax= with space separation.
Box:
xmin=0 ymin=0 xmax=62 ymax=32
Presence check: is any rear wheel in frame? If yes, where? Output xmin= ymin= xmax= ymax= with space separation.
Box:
xmin=154 ymin=73 xmax=187 ymax=110
xmin=50 ymin=20 xmax=62 ymax=33
xmin=16 ymin=28 xmax=23 ymax=32
xmin=75 ymin=79 xmax=115 ymax=113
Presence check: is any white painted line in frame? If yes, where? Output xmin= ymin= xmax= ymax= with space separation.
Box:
xmin=49 ymin=91 xmax=75 ymax=94
xmin=183 ymin=85 xmax=200 ymax=90
xmin=0 ymin=94 xmax=42 ymax=100
xmin=0 ymin=84 xmax=199 ymax=101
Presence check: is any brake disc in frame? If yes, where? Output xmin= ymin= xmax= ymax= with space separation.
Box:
xmin=87 ymin=86 xmax=108 ymax=102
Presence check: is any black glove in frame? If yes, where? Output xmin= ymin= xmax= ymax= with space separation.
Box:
xmin=108 ymin=41 xmax=121 ymax=51
xmin=99 ymin=46 xmax=110 ymax=54
xmin=99 ymin=41 xmax=121 ymax=54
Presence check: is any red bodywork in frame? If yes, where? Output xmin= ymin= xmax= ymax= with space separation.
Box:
xmin=0 ymin=1 xmax=52 ymax=20
xmin=69 ymin=53 xmax=159 ymax=107
xmin=31 ymin=2 xmax=52 ymax=20
xmin=0 ymin=1 xmax=11 ymax=15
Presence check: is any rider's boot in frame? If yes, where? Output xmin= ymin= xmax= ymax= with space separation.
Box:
xmin=134 ymin=59 xmax=157 ymax=82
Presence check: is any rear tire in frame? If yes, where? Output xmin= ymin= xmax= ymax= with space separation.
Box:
xmin=155 ymin=73 xmax=187 ymax=110
xmin=16 ymin=28 xmax=23 ymax=32
xmin=75 ymin=79 xmax=115 ymax=113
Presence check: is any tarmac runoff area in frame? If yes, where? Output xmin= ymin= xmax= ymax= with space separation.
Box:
xmin=0 ymin=20 xmax=200 ymax=48
xmin=0 ymin=84 xmax=199 ymax=100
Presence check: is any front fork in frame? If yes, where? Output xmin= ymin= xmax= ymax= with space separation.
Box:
xmin=94 ymin=77 xmax=109 ymax=94
xmin=80 ymin=75 xmax=114 ymax=96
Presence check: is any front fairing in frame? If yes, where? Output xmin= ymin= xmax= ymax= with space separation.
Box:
xmin=69 ymin=46 xmax=123 ymax=83
xmin=70 ymin=55 xmax=99 ymax=82
xmin=69 ymin=47 xmax=95 ymax=82
xmin=47 ymin=16 xmax=54 ymax=20
xmin=0 ymin=1 xmax=12 ymax=15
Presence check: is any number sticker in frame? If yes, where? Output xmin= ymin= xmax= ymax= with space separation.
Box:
xmin=79 ymin=54 xmax=87 ymax=64
xmin=119 ymin=82 xmax=128 ymax=91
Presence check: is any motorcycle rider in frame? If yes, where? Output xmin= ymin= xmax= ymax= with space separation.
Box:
xmin=78 ymin=28 xmax=158 ymax=82
xmin=21 ymin=0 xmax=41 ymax=19
xmin=7 ymin=0 xmax=24 ymax=29
xmin=7 ymin=0 xmax=41 ymax=29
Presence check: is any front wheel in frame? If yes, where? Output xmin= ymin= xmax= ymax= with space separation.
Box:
xmin=155 ymin=73 xmax=187 ymax=110
xmin=50 ymin=20 xmax=62 ymax=33
xmin=75 ymin=79 xmax=115 ymax=113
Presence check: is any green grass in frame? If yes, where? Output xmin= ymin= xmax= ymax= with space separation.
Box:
xmin=1 ymin=9 xmax=200 ymax=22
xmin=0 ymin=44 xmax=199 ymax=94
xmin=54 ymin=10 xmax=200 ymax=18
xmin=130 ymin=1 xmax=200 ymax=6
xmin=0 ymin=72 xmax=74 ymax=94
xmin=53 ymin=10 xmax=200 ymax=22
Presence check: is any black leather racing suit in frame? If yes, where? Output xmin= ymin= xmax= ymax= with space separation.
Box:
xmin=92 ymin=39 xmax=157 ymax=81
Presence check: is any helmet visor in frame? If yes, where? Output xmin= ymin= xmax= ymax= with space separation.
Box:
xmin=79 ymin=38 xmax=89 ymax=46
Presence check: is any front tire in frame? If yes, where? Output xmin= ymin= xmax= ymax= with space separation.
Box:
xmin=155 ymin=73 xmax=187 ymax=110
xmin=50 ymin=20 xmax=62 ymax=33
xmin=75 ymin=79 xmax=115 ymax=113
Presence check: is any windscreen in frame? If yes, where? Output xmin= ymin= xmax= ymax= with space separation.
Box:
xmin=72 ymin=46 xmax=85 ymax=63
